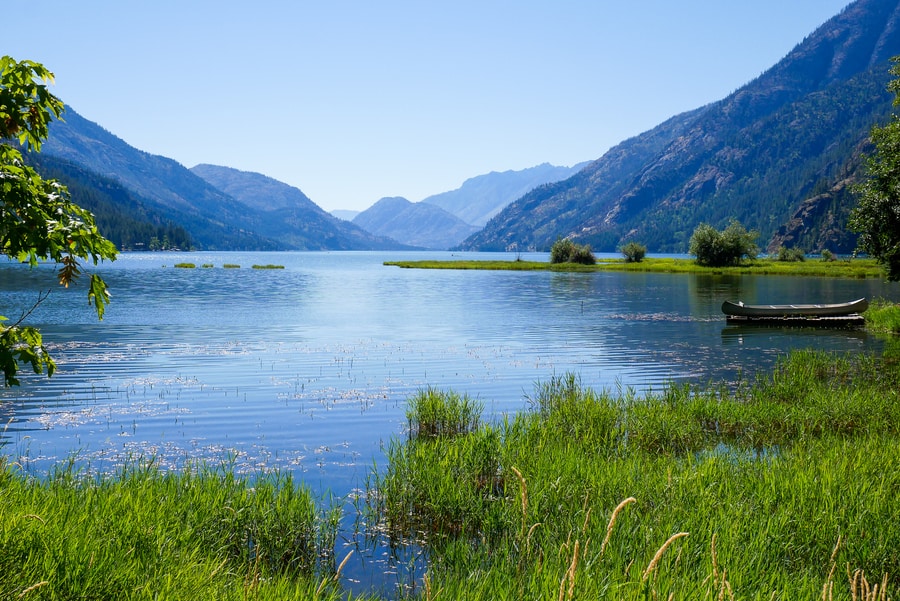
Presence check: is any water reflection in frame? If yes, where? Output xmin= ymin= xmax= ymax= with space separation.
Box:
xmin=2 ymin=251 xmax=899 ymax=596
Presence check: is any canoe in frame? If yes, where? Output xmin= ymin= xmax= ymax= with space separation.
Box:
xmin=721 ymin=298 xmax=868 ymax=318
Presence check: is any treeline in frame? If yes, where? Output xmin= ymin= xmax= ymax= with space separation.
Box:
xmin=23 ymin=153 xmax=192 ymax=251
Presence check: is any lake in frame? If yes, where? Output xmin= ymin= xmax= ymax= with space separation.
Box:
xmin=2 ymin=250 xmax=899 ymax=594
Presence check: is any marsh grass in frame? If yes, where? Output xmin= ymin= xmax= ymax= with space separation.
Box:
xmin=252 ymin=264 xmax=285 ymax=269
xmin=406 ymin=387 xmax=483 ymax=440
xmin=223 ymin=264 xmax=241 ymax=269
xmin=372 ymin=350 xmax=900 ymax=599
xmin=0 ymin=460 xmax=360 ymax=600
xmin=173 ymin=262 xmax=196 ymax=269
xmin=385 ymin=257 xmax=885 ymax=278
xmin=865 ymin=299 xmax=900 ymax=334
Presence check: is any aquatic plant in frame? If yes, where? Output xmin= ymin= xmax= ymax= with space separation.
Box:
xmin=0 ymin=460 xmax=355 ymax=600
xmin=371 ymin=349 xmax=900 ymax=599
xmin=252 ymin=264 xmax=285 ymax=269
xmin=174 ymin=262 xmax=196 ymax=268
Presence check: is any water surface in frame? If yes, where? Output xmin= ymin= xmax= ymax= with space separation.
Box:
xmin=2 ymin=251 xmax=898 ymax=594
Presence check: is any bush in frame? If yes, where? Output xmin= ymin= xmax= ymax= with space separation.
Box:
xmin=777 ymin=246 xmax=805 ymax=262
xmin=688 ymin=220 xmax=758 ymax=267
xmin=550 ymin=237 xmax=596 ymax=265
xmin=821 ymin=249 xmax=835 ymax=262
xmin=620 ymin=241 xmax=647 ymax=263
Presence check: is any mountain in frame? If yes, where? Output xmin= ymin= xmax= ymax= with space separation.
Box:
xmin=459 ymin=0 xmax=900 ymax=254
xmin=24 ymin=152 xmax=192 ymax=251
xmin=421 ymin=162 xmax=588 ymax=227
xmin=190 ymin=165 xmax=409 ymax=250
xmin=330 ymin=210 xmax=360 ymax=222
xmin=40 ymin=109 xmax=410 ymax=250
xmin=352 ymin=197 xmax=478 ymax=250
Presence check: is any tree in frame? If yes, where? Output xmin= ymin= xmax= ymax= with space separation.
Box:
xmin=1 ymin=56 xmax=117 ymax=386
xmin=550 ymin=237 xmax=596 ymax=265
xmin=620 ymin=241 xmax=647 ymax=263
xmin=849 ymin=57 xmax=900 ymax=281
xmin=688 ymin=220 xmax=758 ymax=267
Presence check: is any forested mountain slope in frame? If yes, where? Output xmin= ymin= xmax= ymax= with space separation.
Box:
xmin=460 ymin=0 xmax=900 ymax=254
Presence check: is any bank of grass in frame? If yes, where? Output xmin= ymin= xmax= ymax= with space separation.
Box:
xmin=369 ymin=351 xmax=900 ymax=599
xmin=385 ymin=256 xmax=886 ymax=278
xmin=0 ymin=462 xmax=364 ymax=600
xmin=865 ymin=298 xmax=900 ymax=334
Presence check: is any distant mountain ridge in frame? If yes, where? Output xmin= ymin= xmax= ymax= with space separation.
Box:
xmin=190 ymin=164 xmax=409 ymax=250
xmin=459 ymin=0 xmax=900 ymax=253
xmin=421 ymin=162 xmax=588 ymax=227
xmin=40 ymin=109 xmax=409 ymax=250
xmin=352 ymin=197 xmax=478 ymax=250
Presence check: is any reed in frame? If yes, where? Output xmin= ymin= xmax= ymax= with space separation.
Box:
xmin=373 ymin=349 xmax=900 ymax=599
xmin=251 ymin=264 xmax=285 ymax=269
xmin=174 ymin=262 xmax=196 ymax=268
xmin=0 ymin=460 xmax=362 ymax=600
xmin=864 ymin=299 xmax=900 ymax=334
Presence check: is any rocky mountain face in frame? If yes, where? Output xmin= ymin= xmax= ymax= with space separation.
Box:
xmin=40 ymin=109 xmax=409 ymax=250
xmin=460 ymin=0 xmax=900 ymax=254
xmin=352 ymin=197 xmax=479 ymax=250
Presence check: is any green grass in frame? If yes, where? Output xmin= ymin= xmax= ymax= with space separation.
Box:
xmin=0 ymin=461 xmax=364 ymax=600
xmin=385 ymin=257 xmax=886 ymax=278
xmin=173 ymin=262 xmax=196 ymax=269
xmin=368 ymin=351 xmax=900 ymax=599
xmin=865 ymin=298 xmax=900 ymax=334
xmin=251 ymin=264 xmax=285 ymax=270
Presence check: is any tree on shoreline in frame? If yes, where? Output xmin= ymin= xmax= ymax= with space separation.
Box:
xmin=688 ymin=220 xmax=758 ymax=267
xmin=850 ymin=57 xmax=900 ymax=281
xmin=1 ymin=56 xmax=117 ymax=386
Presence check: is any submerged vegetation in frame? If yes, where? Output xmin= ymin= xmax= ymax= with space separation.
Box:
xmin=368 ymin=351 xmax=900 ymax=599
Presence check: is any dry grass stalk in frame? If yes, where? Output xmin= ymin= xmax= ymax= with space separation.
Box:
xmin=316 ymin=550 xmax=355 ymax=596
xmin=558 ymin=539 xmax=581 ymax=601
xmin=599 ymin=497 xmax=636 ymax=558
xmin=642 ymin=532 xmax=689 ymax=582
xmin=822 ymin=535 xmax=842 ymax=601
xmin=849 ymin=569 xmax=890 ymax=601
xmin=511 ymin=466 xmax=528 ymax=535
xmin=702 ymin=533 xmax=735 ymax=601
xmin=18 ymin=581 xmax=49 ymax=598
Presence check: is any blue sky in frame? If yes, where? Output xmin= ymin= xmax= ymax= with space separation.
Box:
xmin=9 ymin=1 xmax=851 ymax=212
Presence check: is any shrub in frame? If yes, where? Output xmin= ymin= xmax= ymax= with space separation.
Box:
xmin=821 ymin=249 xmax=835 ymax=262
xmin=620 ymin=241 xmax=647 ymax=263
xmin=689 ymin=220 xmax=758 ymax=267
xmin=550 ymin=237 xmax=596 ymax=265
xmin=777 ymin=246 xmax=806 ymax=262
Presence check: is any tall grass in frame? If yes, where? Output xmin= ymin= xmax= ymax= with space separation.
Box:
xmin=0 ymin=460 xmax=364 ymax=600
xmin=865 ymin=298 xmax=900 ymax=334
xmin=370 ymin=350 xmax=900 ymax=599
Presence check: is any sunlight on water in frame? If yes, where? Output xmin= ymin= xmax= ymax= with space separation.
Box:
xmin=2 ymin=250 xmax=898 ymax=596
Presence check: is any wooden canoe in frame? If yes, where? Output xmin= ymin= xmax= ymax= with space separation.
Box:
xmin=721 ymin=298 xmax=868 ymax=318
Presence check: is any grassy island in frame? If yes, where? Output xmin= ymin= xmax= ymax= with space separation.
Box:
xmin=385 ymin=257 xmax=887 ymax=278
